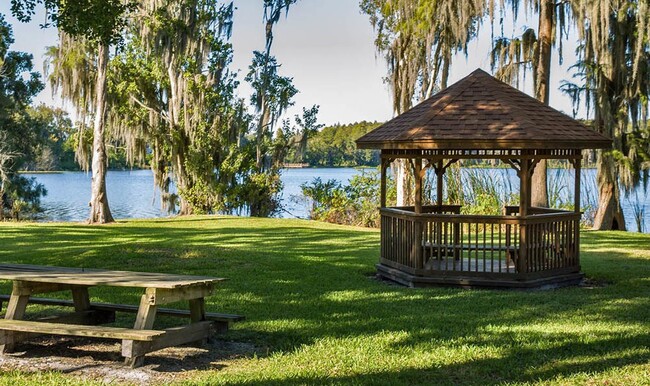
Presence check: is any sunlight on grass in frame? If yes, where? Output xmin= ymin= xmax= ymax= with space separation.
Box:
xmin=0 ymin=217 xmax=649 ymax=385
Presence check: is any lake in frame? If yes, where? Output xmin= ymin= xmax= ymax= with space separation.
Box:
xmin=22 ymin=168 xmax=650 ymax=232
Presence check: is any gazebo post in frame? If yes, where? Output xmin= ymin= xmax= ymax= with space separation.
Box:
xmin=574 ymin=157 xmax=582 ymax=264
xmin=518 ymin=157 xmax=531 ymax=274
xmin=380 ymin=158 xmax=388 ymax=208
xmin=414 ymin=158 xmax=423 ymax=214
xmin=436 ymin=160 xmax=444 ymax=207
xmin=412 ymin=158 xmax=424 ymax=269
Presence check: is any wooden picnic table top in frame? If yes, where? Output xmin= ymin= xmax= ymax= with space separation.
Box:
xmin=0 ymin=263 xmax=224 ymax=289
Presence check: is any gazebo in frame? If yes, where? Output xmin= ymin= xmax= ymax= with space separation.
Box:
xmin=356 ymin=69 xmax=611 ymax=289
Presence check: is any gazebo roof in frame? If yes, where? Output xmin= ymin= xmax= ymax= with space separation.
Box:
xmin=356 ymin=69 xmax=611 ymax=150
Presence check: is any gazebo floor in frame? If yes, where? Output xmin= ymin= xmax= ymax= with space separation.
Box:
xmin=376 ymin=263 xmax=584 ymax=290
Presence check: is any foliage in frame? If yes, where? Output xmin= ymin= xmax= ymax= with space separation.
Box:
xmin=12 ymin=0 xmax=137 ymax=224
xmin=561 ymin=0 xmax=650 ymax=230
xmin=23 ymin=105 xmax=76 ymax=171
xmin=1 ymin=217 xmax=650 ymax=384
xmin=443 ymin=164 xmax=518 ymax=215
xmin=361 ymin=0 xmax=485 ymax=113
xmin=10 ymin=0 xmax=134 ymax=45
xmin=301 ymin=170 xmax=394 ymax=227
xmin=0 ymin=14 xmax=46 ymax=220
xmin=108 ymin=1 xmax=247 ymax=215
xmin=299 ymin=121 xmax=381 ymax=167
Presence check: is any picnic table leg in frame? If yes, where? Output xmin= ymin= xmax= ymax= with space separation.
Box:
xmin=123 ymin=293 xmax=157 ymax=368
xmin=71 ymin=286 xmax=91 ymax=312
xmin=0 ymin=286 xmax=30 ymax=353
xmin=189 ymin=298 xmax=211 ymax=342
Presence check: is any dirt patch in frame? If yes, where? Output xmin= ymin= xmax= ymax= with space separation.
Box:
xmin=0 ymin=336 xmax=258 ymax=385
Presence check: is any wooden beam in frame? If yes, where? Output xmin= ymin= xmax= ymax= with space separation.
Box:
xmin=0 ymin=295 xmax=244 ymax=323
xmin=380 ymin=158 xmax=388 ymax=208
xmin=518 ymin=156 xmax=531 ymax=275
xmin=0 ymin=291 xmax=30 ymax=353
xmin=573 ymin=157 xmax=582 ymax=266
xmin=436 ymin=160 xmax=444 ymax=207
xmin=147 ymin=284 xmax=213 ymax=305
xmin=413 ymin=159 xmax=423 ymax=214
xmin=124 ymin=293 xmax=158 ymax=368
xmin=71 ymin=286 xmax=91 ymax=312
xmin=0 ymin=320 xmax=163 ymax=342
xmin=123 ymin=321 xmax=215 ymax=358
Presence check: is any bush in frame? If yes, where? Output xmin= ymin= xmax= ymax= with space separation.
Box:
xmin=300 ymin=170 xmax=394 ymax=227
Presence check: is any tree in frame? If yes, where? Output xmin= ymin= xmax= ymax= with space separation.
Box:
xmin=0 ymin=14 xmax=47 ymax=220
xmin=361 ymin=0 xmax=485 ymax=205
xmin=246 ymin=51 xmax=297 ymax=171
xmin=563 ymin=0 xmax=650 ymax=230
xmin=302 ymin=121 xmax=381 ymax=167
xmin=251 ymin=0 xmax=298 ymax=170
xmin=25 ymin=105 xmax=76 ymax=171
xmin=293 ymin=105 xmax=323 ymax=163
xmin=12 ymin=0 xmax=134 ymax=223
xmin=109 ymin=0 xmax=241 ymax=215
xmin=490 ymin=0 xmax=573 ymax=208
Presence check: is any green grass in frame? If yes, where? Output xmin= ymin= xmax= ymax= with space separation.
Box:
xmin=0 ymin=216 xmax=649 ymax=385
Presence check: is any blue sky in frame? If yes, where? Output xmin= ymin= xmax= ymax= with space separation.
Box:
xmin=0 ymin=0 xmax=581 ymax=126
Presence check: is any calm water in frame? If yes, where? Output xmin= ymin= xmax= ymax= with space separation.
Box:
xmin=25 ymin=168 xmax=369 ymax=222
xmin=22 ymin=168 xmax=650 ymax=232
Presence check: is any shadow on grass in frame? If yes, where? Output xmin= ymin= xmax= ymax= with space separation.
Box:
xmin=1 ymin=221 xmax=649 ymax=384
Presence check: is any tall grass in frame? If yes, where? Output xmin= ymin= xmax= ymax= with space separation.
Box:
xmin=442 ymin=164 xmax=518 ymax=215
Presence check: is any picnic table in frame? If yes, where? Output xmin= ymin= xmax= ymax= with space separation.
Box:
xmin=0 ymin=263 xmax=244 ymax=367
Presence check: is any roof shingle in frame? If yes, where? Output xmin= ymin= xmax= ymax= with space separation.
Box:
xmin=356 ymin=69 xmax=612 ymax=150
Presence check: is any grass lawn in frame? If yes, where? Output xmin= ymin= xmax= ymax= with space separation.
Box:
xmin=0 ymin=216 xmax=649 ymax=385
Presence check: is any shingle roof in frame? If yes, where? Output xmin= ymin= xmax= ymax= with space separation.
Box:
xmin=356 ymin=69 xmax=612 ymax=150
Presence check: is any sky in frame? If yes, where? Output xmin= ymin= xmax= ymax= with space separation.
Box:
xmin=0 ymin=1 xmax=582 ymax=127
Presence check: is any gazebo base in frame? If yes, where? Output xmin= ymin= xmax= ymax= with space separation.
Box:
xmin=376 ymin=264 xmax=584 ymax=290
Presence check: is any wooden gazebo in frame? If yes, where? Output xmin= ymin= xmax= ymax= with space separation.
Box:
xmin=356 ymin=69 xmax=611 ymax=289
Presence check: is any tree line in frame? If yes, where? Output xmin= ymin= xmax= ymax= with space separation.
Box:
xmin=1 ymin=1 xmax=648 ymax=230
xmin=3 ymin=0 xmax=318 ymax=222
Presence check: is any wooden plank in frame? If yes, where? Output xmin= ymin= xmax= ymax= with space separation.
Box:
xmin=0 ymin=292 xmax=30 ymax=353
xmin=2 ymin=310 xmax=116 ymax=344
xmin=0 ymin=264 xmax=225 ymax=289
xmin=12 ymin=280 xmax=71 ymax=296
xmin=148 ymin=284 xmax=213 ymax=305
xmin=124 ymin=294 xmax=158 ymax=367
xmin=123 ymin=321 xmax=214 ymax=358
xmin=0 ymin=295 xmax=244 ymax=322
xmin=71 ymin=286 xmax=91 ymax=312
xmin=0 ymin=320 xmax=163 ymax=341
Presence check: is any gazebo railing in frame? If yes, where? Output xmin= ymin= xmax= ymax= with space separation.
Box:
xmin=380 ymin=206 xmax=580 ymax=279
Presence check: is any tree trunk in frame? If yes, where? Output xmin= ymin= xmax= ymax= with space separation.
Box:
xmin=593 ymin=153 xmax=626 ymax=230
xmin=531 ymin=0 xmax=554 ymax=208
xmin=88 ymin=42 xmax=114 ymax=224
xmin=394 ymin=159 xmax=412 ymax=206
xmin=0 ymin=187 xmax=4 ymax=221
xmin=256 ymin=101 xmax=270 ymax=171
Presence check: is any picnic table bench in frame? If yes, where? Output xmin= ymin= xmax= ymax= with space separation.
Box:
xmin=0 ymin=263 xmax=244 ymax=368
